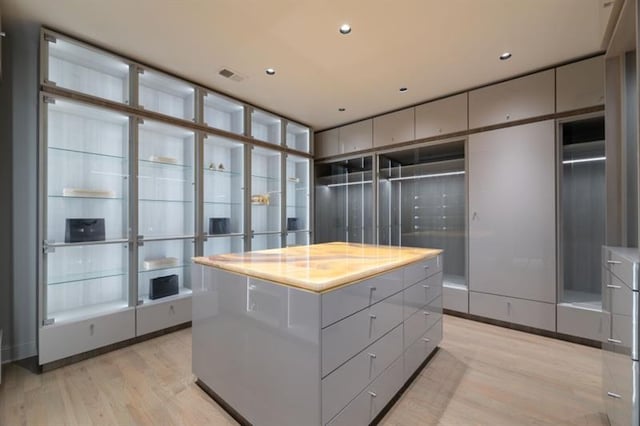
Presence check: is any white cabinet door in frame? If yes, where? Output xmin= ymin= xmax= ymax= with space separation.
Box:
xmin=340 ymin=119 xmax=373 ymax=153
xmin=556 ymin=56 xmax=605 ymax=112
xmin=469 ymin=70 xmax=554 ymax=128
xmin=315 ymin=128 xmax=340 ymax=158
xmin=373 ymin=108 xmax=415 ymax=147
xmin=468 ymin=121 xmax=556 ymax=303
xmin=415 ymin=93 xmax=468 ymax=139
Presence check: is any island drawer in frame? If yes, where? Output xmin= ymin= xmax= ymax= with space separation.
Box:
xmin=404 ymin=255 xmax=442 ymax=288
xmin=322 ymin=292 xmax=403 ymax=376
xmin=327 ymin=355 xmax=404 ymax=426
xmin=322 ymin=324 xmax=403 ymax=424
xmin=322 ymin=267 xmax=403 ymax=328
xmin=403 ymin=273 xmax=443 ymax=319
xmin=610 ymin=273 xmax=635 ymax=317
xmin=136 ymin=294 xmax=192 ymax=336
xmin=404 ymin=319 xmax=442 ymax=381
xmin=404 ymin=296 xmax=442 ymax=349
xmin=604 ymin=249 xmax=637 ymax=290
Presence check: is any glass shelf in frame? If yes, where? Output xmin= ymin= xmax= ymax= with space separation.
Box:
xmin=48 ymin=146 xmax=125 ymax=161
xmin=204 ymin=168 xmax=241 ymax=176
xmin=48 ymin=269 xmax=127 ymax=286
xmin=286 ymin=155 xmax=310 ymax=235
xmin=139 ymin=159 xmax=192 ymax=170
xmin=204 ymin=235 xmax=244 ymax=256
xmin=139 ymin=198 xmax=193 ymax=203
xmin=204 ymin=92 xmax=244 ymax=135
xmin=48 ymin=195 xmax=123 ymax=200
xmin=251 ymin=147 xmax=281 ymax=240
xmin=140 ymin=287 xmax=192 ymax=307
xmin=286 ymin=122 xmax=310 ymax=153
xmin=252 ymin=174 xmax=280 ymax=182
xmin=49 ymin=300 xmax=130 ymax=324
xmin=47 ymin=36 xmax=130 ymax=104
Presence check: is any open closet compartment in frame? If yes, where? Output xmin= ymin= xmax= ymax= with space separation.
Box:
xmin=314 ymin=156 xmax=375 ymax=244
xmin=377 ymin=141 xmax=467 ymax=292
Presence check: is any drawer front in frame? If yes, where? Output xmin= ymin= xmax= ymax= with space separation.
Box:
xmin=414 ymin=93 xmax=468 ymax=140
xmin=469 ymin=69 xmax=554 ymax=128
xmin=404 ymin=319 xmax=442 ymax=381
xmin=610 ymin=274 xmax=634 ymax=317
xmin=322 ymin=325 xmax=403 ymax=424
xmin=39 ymin=308 xmax=135 ymax=364
xmin=136 ymin=295 xmax=192 ymax=336
xmin=403 ymin=273 xmax=443 ymax=319
xmin=340 ymin=119 xmax=373 ymax=153
xmin=373 ymin=108 xmax=415 ymax=147
xmin=404 ymin=296 xmax=442 ymax=349
xmin=404 ymin=255 xmax=442 ymax=288
xmin=322 ymin=268 xmax=403 ymax=328
xmin=323 ymin=292 xmax=403 ymax=376
xmin=607 ymin=252 xmax=638 ymax=290
xmin=469 ymin=292 xmax=556 ymax=331
xmin=556 ymin=56 xmax=604 ymax=112
xmin=605 ymin=357 xmax=637 ymax=426
xmin=443 ymin=284 xmax=469 ymax=313
xmin=556 ymin=304 xmax=608 ymax=342
xmin=327 ymin=355 xmax=404 ymax=426
xmin=315 ymin=128 xmax=340 ymax=158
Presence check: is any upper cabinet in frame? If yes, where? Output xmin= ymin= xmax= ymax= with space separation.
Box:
xmin=556 ymin=56 xmax=605 ymax=112
xmin=251 ymin=109 xmax=282 ymax=145
xmin=341 ymin=119 xmax=373 ymax=153
xmin=373 ymin=108 xmax=415 ymax=147
xmin=415 ymin=93 xmax=468 ymax=139
xmin=469 ymin=69 xmax=554 ymax=128
xmin=286 ymin=122 xmax=311 ymax=153
xmin=138 ymin=69 xmax=196 ymax=121
xmin=45 ymin=35 xmax=130 ymax=105
xmin=315 ymin=128 xmax=340 ymax=158
xmin=203 ymin=91 xmax=244 ymax=135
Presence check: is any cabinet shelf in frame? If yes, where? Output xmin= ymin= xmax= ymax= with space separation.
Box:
xmin=252 ymin=174 xmax=280 ymax=182
xmin=139 ymin=198 xmax=193 ymax=203
xmin=140 ymin=287 xmax=192 ymax=307
xmin=206 ymin=232 xmax=244 ymax=238
xmin=49 ymin=146 xmax=126 ymax=161
xmin=139 ymin=263 xmax=188 ymax=274
xmin=48 ymin=269 xmax=127 ymax=286
xmin=49 ymin=194 xmax=123 ymax=200
xmin=205 ymin=168 xmax=241 ymax=176
xmin=48 ymin=300 xmax=130 ymax=324
xmin=139 ymin=159 xmax=192 ymax=170
xmin=204 ymin=201 xmax=242 ymax=206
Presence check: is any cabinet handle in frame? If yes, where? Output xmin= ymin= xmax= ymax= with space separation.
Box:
xmin=607 ymin=260 xmax=622 ymax=265
xmin=606 ymin=284 xmax=622 ymax=289
xmin=423 ymin=311 xmax=430 ymax=316
xmin=423 ymin=265 xmax=430 ymax=270
xmin=422 ymin=337 xmax=431 ymax=343
xmin=607 ymin=338 xmax=622 ymax=344
xmin=368 ymin=391 xmax=377 ymax=398
xmin=369 ymin=286 xmax=377 ymax=292
xmin=369 ymin=314 xmax=377 ymax=319
xmin=368 ymin=353 xmax=377 ymax=359
xmin=422 ymin=284 xmax=430 ymax=289
xmin=89 ymin=323 xmax=95 ymax=336
xmin=607 ymin=391 xmax=622 ymax=399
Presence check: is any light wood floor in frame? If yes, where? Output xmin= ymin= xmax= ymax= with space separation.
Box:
xmin=0 ymin=315 xmax=608 ymax=426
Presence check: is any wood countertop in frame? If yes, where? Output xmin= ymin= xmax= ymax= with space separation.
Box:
xmin=193 ymin=242 xmax=442 ymax=293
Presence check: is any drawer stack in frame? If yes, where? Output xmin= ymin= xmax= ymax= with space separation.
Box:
xmin=602 ymin=247 xmax=639 ymax=426
xmin=322 ymin=254 xmax=443 ymax=425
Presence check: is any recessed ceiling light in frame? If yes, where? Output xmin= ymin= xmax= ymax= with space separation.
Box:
xmin=338 ymin=108 xmax=346 ymax=112
xmin=499 ymin=52 xmax=512 ymax=60
xmin=399 ymin=87 xmax=408 ymax=92
xmin=339 ymin=24 xmax=352 ymax=35
xmin=265 ymin=68 xmax=276 ymax=75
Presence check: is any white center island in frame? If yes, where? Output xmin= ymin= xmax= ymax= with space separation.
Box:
xmin=192 ymin=242 xmax=443 ymax=426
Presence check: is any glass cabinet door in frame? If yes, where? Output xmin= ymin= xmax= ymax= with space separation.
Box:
xmin=137 ymin=239 xmax=193 ymax=303
xmin=251 ymin=109 xmax=281 ymax=145
xmin=560 ymin=117 xmax=605 ymax=307
xmin=44 ymin=99 xmax=130 ymax=323
xmin=203 ymin=92 xmax=244 ymax=135
xmin=138 ymin=69 xmax=195 ymax=121
xmin=286 ymin=122 xmax=310 ymax=153
xmin=314 ymin=157 xmax=374 ymax=244
xmin=138 ymin=120 xmax=195 ymax=239
xmin=251 ymin=147 xmax=282 ymax=250
xmin=285 ymin=155 xmax=310 ymax=247
xmin=378 ymin=142 xmax=466 ymax=287
xmin=203 ymin=135 xmax=245 ymax=255
xmin=46 ymin=35 xmax=130 ymax=104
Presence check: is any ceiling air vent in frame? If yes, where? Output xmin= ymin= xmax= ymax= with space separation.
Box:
xmin=218 ymin=67 xmax=246 ymax=82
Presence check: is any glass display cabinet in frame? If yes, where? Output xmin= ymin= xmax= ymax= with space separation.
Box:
xmin=203 ymin=91 xmax=244 ymax=135
xmin=251 ymin=146 xmax=282 ymax=250
xmin=286 ymin=154 xmax=311 ymax=247
xmin=559 ymin=116 xmax=606 ymax=307
xmin=45 ymin=35 xmax=130 ymax=104
xmin=203 ymin=135 xmax=245 ymax=255
xmin=378 ymin=142 xmax=466 ymax=287
xmin=137 ymin=119 xmax=195 ymax=302
xmin=138 ymin=68 xmax=195 ymax=121
xmin=315 ymin=156 xmax=374 ymax=244
xmin=43 ymin=98 xmax=130 ymax=323
xmin=286 ymin=122 xmax=310 ymax=153
xmin=251 ymin=109 xmax=281 ymax=145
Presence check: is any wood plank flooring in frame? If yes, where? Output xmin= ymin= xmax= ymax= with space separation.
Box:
xmin=0 ymin=315 xmax=608 ymax=426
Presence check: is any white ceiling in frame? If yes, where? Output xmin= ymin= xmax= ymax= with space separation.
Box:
xmin=1 ymin=0 xmax=607 ymax=130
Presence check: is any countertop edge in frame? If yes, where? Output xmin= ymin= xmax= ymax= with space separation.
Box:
xmin=192 ymin=250 xmax=442 ymax=294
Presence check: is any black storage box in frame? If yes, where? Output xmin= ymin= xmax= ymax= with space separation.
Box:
xmin=209 ymin=217 xmax=230 ymax=235
xmin=65 ymin=218 xmax=106 ymax=243
xmin=149 ymin=274 xmax=179 ymax=300
xmin=287 ymin=217 xmax=299 ymax=231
